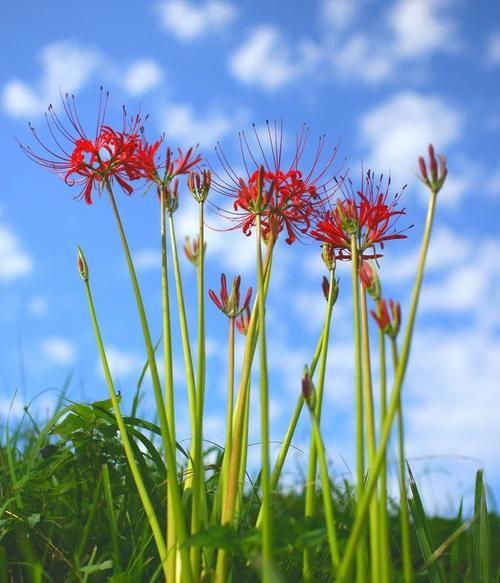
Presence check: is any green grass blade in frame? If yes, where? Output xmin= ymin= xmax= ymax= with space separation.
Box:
xmin=407 ymin=465 xmax=446 ymax=583
xmin=102 ymin=463 xmax=122 ymax=574
xmin=473 ymin=470 xmax=492 ymax=583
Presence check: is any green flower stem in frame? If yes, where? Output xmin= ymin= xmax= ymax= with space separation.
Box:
xmin=256 ymin=215 xmax=272 ymax=582
xmin=236 ymin=378 xmax=251 ymax=517
xmin=360 ymin=288 xmax=380 ymax=581
xmin=303 ymin=268 xmax=336 ymax=582
xmin=255 ymin=328 xmax=324 ymax=529
xmin=160 ymin=189 xmax=177 ymax=583
xmin=337 ymin=190 xmax=439 ymax=582
xmin=350 ymin=234 xmax=367 ymax=583
xmin=167 ymin=212 xmax=198 ymax=475
xmin=105 ymin=186 xmax=193 ymax=583
xmin=225 ymin=317 xmax=236 ymax=486
xmin=191 ymin=200 xmax=207 ymax=575
xmin=309 ymin=407 xmax=340 ymax=571
xmin=377 ymin=317 xmax=391 ymax=583
xmin=82 ymin=266 xmax=169 ymax=579
xmin=391 ymin=337 xmax=413 ymax=583
xmin=215 ymin=239 xmax=274 ymax=583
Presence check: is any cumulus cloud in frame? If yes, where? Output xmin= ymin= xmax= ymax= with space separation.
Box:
xmin=359 ymin=91 xmax=462 ymax=177
xmin=40 ymin=337 xmax=76 ymax=365
xmin=134 ymin=249 xmax=161 ymax=271
xmin=123 ymin=59 xmax=163 ymax=96
xmin=161 ymin=103 xmax=242 ymax=148
xmin=2 ymin=42 xmax=101 ymax=117
xmin=99 ymin=346 xmax=144 ymax=379
xmin=0 ymin=224 xmax=33 ymax=281
xmin=229 ymin=25 xmax=320 ymax=90
xmin=157 ymin=0 xmax=236 ymax=41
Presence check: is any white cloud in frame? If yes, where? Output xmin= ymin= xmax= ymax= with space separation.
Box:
xmin=28 ymin=296 xmax=48 ymax=317
xmin=229 ymin=26 xmax=320 ymax=90
xmin=135 ymin=248 xmax=161 ymax=271
xmin=332 ymin=35 xmax=395 ymax=84
xmin=321 ymin=0 xmax=357 ymax=33
xmin=359 ymin=91 xmax=462 ymax=176
xmin=123 ymin=59 xmax=163 ymax=96
xmin=0 ymin=224 xmax=33 ymax=281
xmin=2 ymin=42 xmax=101 ymax=118
xmin=157 ymin=0 xmax=236 ymax=41
xmin=100 ymin=346 xmax=143 ymax=379
xmin=485 ymin=32 xmax=500 ymax=66
xmin=389 ymin=0 xmax=458 ymax=58
xmin=40 ymin=337 xmax=75 ymax=365
xmin=161 ymin=103 xmax=239 ymax=148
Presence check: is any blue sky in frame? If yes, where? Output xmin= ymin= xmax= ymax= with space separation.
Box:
xmin=1 ymin=0 xmax=500 ymax=512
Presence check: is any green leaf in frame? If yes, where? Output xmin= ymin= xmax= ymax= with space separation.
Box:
xmin=473 ymin=469 xmax=492 ymax=583
xmin=78 ymin=559 xmax=113 ymax=574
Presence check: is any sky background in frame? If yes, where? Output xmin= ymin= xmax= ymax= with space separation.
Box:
xmin=1 ymin=0 xmax=499 ymax=514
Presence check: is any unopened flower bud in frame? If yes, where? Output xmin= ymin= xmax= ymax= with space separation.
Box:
xmin=77 ymin=246 xmax=88 ymax=282
xmin=359 ymin=261 xmax=381 ymax=300
xmin=321 ymin=243 xmax=336 ymax=271
xmin=321 ymin=276 xmax=339 ymax=304
xmin=184 ymin=235 xmax=206 ymax=266
xmin=302 ymin=367 xmax=316 ymax=411
xmin=209 ymin=273 xmax=252 ymax=319
xmin=188 ymin=169 xmax=211 ymax=203
xmin=418 ymin=144 xmax=447 ymax=194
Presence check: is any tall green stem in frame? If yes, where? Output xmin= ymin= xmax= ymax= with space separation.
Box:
xmin=360 ymin=288 xmax=380 ymax=581
xmin=350 ymin=234 xmax=367 ymax=583
xmin=256 ymin=215 xmax=272 ymax=581
xmin=378 ymin=320 xmax=391 ymax=583
xmin=337 ymin=190 xmax=438 ymax=581
xmin=82 ymin=265 xmax=169 ymax=579
xmin=255 ymin=329 xmax=324 ymax=528
xmin=105 ymin=185 xmax=193 ymax=583
xmin=303 ymin=269 xmax=336 ymax=581
xmin=391 ymin=338 xmax=413 ymax=583
xmin=191 ymin=201 xmax=207 ymax=575
xmin=160 ymin=190 xmax=177 ymax=582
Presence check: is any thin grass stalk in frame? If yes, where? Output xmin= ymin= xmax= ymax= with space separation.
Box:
xmin=167 ymin=211 xmax=198 ymax=475
xmin=104 ymin=186 xmax=193 ymax=582
xmin=391 ymin=338 xmax=413 ymax=583
xmin=160 ymin=188 xmax=177 ymax=583
xmin=191 ymin=200 xmax=207 ymax=575
xmin=350 ymin=234 xmax=367 ymax=583
xmin=102 ymin=464 xmax=122 ymax=575
xmin=236 ymin=378 xmax=251 ymax=518
xmin=255 ymin=328 xmax=324 ymax=529
xmin=337 ymin=190 xmax=439 ymax=581
xmin=360 ymin=288 xmax=380 ymax=580
xmin=309 ymin=407 xmax=340 ymax=571
xmin=303 ymin=268 xmax=336 ymax=581
xmin=256 ymin=215 xmax=272 ymax=581
xmin=81 ymin=271 xmax=169 ymax=580
xmin=377 ymin=319 xmax=391 ymax=583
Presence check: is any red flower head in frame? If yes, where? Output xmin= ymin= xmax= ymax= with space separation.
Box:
xmin=359 ymin=261 xmax=381 ymax=300
xmin=21 ymin=90 xmax=146 ymax=204
xmin=371 ymin=298 xmax=401 ymax=338
xmin=211 ymin=121 xmax=342 ymax=244
xmin=137 ymin=141 xmax=202 ymax=185
xmin=310 ymin=170 xmax=409 ymax=260
xmin=183 ymin=235 xmax=206 ymax=266
xmin=209 ymin=273 xmax=252 ymax=319
xmin=418 ymin=144 xmax=447 ymax=194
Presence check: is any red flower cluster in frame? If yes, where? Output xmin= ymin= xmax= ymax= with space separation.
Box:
xmin=371 ymin=298 xmax=401 ymax=338
xmin=310 ymin=171 xmax=408 ymax=260
xmin=209 ymin=273 xmax=252 ymax=319
xmin=22 ymin=90 xmax=200 ymax=205
xmin=212 ymin=122 xmax=341 ymax=244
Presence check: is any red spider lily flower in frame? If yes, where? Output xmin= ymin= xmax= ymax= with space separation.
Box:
xmin=359 ymin=261 xmax=381 ymax=300
xmin=188 ymin=170 xmax=211 ymax=203
xmin=209 ymin=273 xmax=252 ymax=319
xmin=137 ymin=140 xmax=202 ymax=185
xmin=211 ymin=121 xmax=343 ymax=244
xmin=418 ymin=144 xmax=447 ymax=193
xmin=236 ymin=305 xmax=251 ymax=335
xmin=21 ymin=90 xmax=145 ymax=205
xmin=310 ymin=170 xmax=409 ymax=260
xmin=371 ymin=298 xmax=401 ymax=338
xmin=183 ymin=235 xmax=206 ymax=266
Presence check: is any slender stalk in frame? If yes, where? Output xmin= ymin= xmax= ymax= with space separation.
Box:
xmin=105 ymin=186 xmax=193 ymax=583
xmin=350 ymin=234 xmax=367 ymax=583
xmin=255 ymin=328 xmax=324 ymax=528
xmin=82 ymin=272 xmax=169 ymax=579
xmin=309 ymin=408 xmax=340 ymax=571
xmin=191 ymin=200 xmax=207 ymax=575
xmin=167 ymin=212 xmax=198 ymax=473
xmin=256 ymin=215 xmax=272 ymax=581
xmin=225 ymin=318 xmax=236 ymax=482
xmin=378 ymin=319 xmax=391 ymax=583
xmin=160 ymin=188 xmax=177 ymax=583
xmin=236 ymin=378 xmax=251 ymax=517
xmin=360 ymin=288 xmax=380 ymax=581
xmin=303 ymin=269 xmax=336 ymax=581
xmin=337 ymin=190 xmax=438 ymax=581
xmin=391 ymin=338 xmax=413 ymax=583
